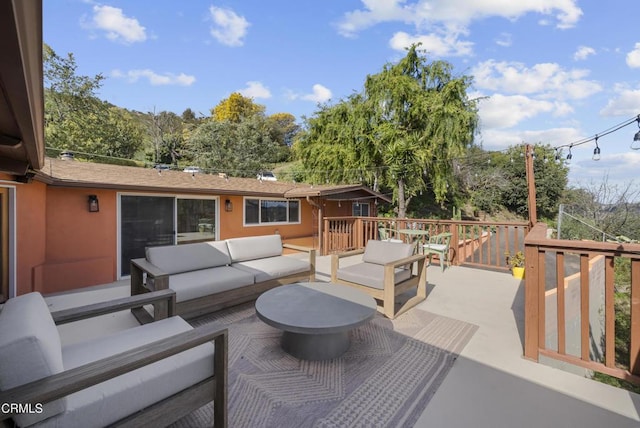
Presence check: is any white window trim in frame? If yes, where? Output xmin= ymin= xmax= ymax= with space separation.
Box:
xmin=243 ymin=196 xmax=302 ymax=226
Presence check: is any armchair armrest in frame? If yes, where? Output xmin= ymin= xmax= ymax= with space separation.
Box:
xmin=384 ymin=253 xmax=427 ymax=268
xmin=0 ymin=323 xmax=228 ymax=426
xmin=333 ymin=248 xmax=365 ymax=259
xmin=330 ymin=248 xmax=366 ymax=282
xmin=51 ymin=289 xmax=176 ymax=326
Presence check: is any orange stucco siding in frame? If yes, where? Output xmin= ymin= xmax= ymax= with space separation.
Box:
xmin=219 ymin=195 xmax=316 ymax=240
xmin=35 ymin=187 xmax=117 ymax=293
xmin=4 ymin=178 xmax=47 ymax=296
xmin=7 ymin=174 xmax=372 ymax=295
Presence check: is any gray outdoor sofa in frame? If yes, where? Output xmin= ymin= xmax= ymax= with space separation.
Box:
xmin=131 ymin=234 xmax=316 ymax=319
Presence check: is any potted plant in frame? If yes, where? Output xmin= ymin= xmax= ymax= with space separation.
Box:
xmin=505 ymin=251 xmax=525 ymax=279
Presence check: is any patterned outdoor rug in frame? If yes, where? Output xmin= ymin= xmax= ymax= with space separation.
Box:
xmin=172 ymin=303 xmax=478 ymax=428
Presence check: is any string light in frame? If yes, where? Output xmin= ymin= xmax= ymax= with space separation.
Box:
xmin=554 ymin=114 xmax=640 ymax=160
xmin=632 ymin=116 xmax=640 ymax=150
xmin=592 ymin=136 xmax=601 ymax=161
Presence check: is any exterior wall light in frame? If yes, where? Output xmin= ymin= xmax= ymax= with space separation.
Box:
xmin=225 ymin=199 xmax=233 ymax=212
xmin=88 ymin=195 xmax=99 ymax=212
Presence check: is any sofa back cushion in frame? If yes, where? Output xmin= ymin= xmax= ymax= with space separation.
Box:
xmin=0 ymin=292 xmax=67 ymax=426
xmin=362 ymin=239 xmax=414 ymax=265
xmin=226 ymin=235 xmax=283 ymax=262
xmin=146 ymin=241 xmax=231 ymax=275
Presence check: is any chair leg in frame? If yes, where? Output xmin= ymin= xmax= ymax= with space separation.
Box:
xmin=440 ymin=252 xmax=445 ymax=272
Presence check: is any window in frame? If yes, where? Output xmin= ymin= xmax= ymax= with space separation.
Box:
xmin=245 ymin=198 xmax=300 ymax=225
xmin=352 ymin=202 xmax=370 ymax=217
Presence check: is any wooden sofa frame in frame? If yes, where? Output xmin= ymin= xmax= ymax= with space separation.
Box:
xmin=131 ymin=243 xmax=316 ymax=319
xmin=0 ymin=289 xmax=228 ymax=428
xmin=330 ymin=248 xmax=427 ymax=319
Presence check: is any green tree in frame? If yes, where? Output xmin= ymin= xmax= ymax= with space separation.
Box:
xmin=211 ymin=93 xmax=265 ymax=123
xmin=497 ymin=144 xmax=568 ymax=219
xmin=44 ymin=44 xmax=142 ymax=158
xmin=294 ymin=45 xmax=479 ymax=217
xmin=145 ymin=110 xmax=184 ymax=165
xmin=266 ymin=113 xmax=300 ymax=146
xmin=187 ymin=115 xmax=279 ymax=177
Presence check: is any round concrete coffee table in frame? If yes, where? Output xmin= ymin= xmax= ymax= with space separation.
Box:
xmin=255 ymin=282 xmax=377 ymax=360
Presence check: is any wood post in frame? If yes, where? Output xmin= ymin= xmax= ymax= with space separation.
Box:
xmin=525 ymin=144 xmax=537 ymax=228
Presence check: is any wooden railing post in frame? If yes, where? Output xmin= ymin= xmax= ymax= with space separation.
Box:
xmin=451 ymin=223 xmax=460 ymax=266
xmin=631 ymin=259 xmax=640 ymax=375
xmin=354 ymin=217 xmax=363 ymax=248
xmin=523 ymin=224 xmax=547 ymax=362
xmin=322 ymin=218 xmax=329 ymax=256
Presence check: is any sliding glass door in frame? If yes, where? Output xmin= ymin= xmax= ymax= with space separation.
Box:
xmin=119 ymin=194 xmax=218 ymax=277
xmin=177 ymin=198 xmax=217 ymax=244
xmin=120 ymin=195 xmax=174 ymax=276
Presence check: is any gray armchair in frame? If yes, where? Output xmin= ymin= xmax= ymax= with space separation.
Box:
xmin=331 ymin=240 xmax=427 ymax=319
xmin=0 ymin=290 xmax=227 ymax=428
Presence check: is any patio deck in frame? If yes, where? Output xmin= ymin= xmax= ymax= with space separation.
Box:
xmin=43 ymin=254 xmax=640 ymax=427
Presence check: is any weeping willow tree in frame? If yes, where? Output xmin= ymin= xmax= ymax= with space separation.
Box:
xmin=294 ymin=44 xmax=479 ymax=218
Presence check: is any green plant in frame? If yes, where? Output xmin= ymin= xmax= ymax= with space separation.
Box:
xmin=505 ymin=251 xmax=525 ymax=268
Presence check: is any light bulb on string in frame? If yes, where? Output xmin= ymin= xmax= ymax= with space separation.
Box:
xmin=592 ymin=136 xmax=601 ymax=161
xmin=632 ymin=116 xmax=640 ymax=150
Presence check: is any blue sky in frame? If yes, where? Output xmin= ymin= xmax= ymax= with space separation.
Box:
xmin=44 ymin=1 xmax=640 ymax=187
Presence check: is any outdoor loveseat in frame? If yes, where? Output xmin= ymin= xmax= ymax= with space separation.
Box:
xmin=131 ymin=234 xmax=316 ymax=319
xmin=0 ymin=289 xmax=227 ymax=427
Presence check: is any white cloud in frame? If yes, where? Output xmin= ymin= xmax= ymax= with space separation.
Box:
xmin=472 ymin=60 xmax=602 ymax=100
xmin=626 ymin=42 xmax=640 ymax=68
xmin=90 ymin=5 xmax=146 ymax=44
xmin=337 ymin=0 xmax=582 ymax=37
xmin=209 ymin=6 xmax=250 ymax=47
xmin=238 ymin=81 xmax=271 ymax=99
xmin=495 ymin=32 xmax=512 ymax=47
xmin=570 ymin=152 xmax=640 ymax=185
xmin=288 ymin=84 xmax=333 ymax=103
xmin=478 ymin=127 xmax=583 ymax=151
xmin=477 ymin=94 xmax=557 ymax=129
xmin=303 ymin=84 xmax=332 ymax=103
xmin=389 ymin=31 xmax=473 ymax=57
xmin=600 ymin=85 xmax=640 ymax=117
xmin=112 ymin=69 xmax=196 ymax=86
xmin=573 ymin=45 xmax=595 ymax=61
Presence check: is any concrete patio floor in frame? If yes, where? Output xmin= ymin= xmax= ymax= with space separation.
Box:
xmin=44 ymin=254 xmax=640 ymax=427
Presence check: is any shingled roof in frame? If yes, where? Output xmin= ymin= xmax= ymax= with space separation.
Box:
xmin=35 ymin=158 xmax=391 ymax=202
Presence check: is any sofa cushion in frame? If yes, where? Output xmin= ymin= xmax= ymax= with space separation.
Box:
xmin=146 ymin=241 xmax=231 ymax=275
xmin=232 ymin=255 xmax=309 ymax=283
xmin=0 ymin=292 xmax=66 ymax=426
xmin=362 ymin=240 xmax=414 ymax=265
xmin=170 ymin=266 xmax=255 ymax=302
xmin=35 ymin=317 xmax=214 ymax=428
xmin=336 ymin=262 xmax=411 ymax=290
xmin=226 ymin=235 xmax=282 ymax=262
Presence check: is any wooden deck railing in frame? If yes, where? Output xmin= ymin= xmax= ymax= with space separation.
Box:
xmin=322 ymin=216 xmax=529 ymax=271
xmin=524 ymin=222 xmax=640 ymax=383
xmin=323 ymin=216 xmax=640 ymax=382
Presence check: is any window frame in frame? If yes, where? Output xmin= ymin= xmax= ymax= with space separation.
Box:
xmin=243 ymin=197 xmax=301 ymax=226
xmin=352 ymin=201 xmax=370 ymax=217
